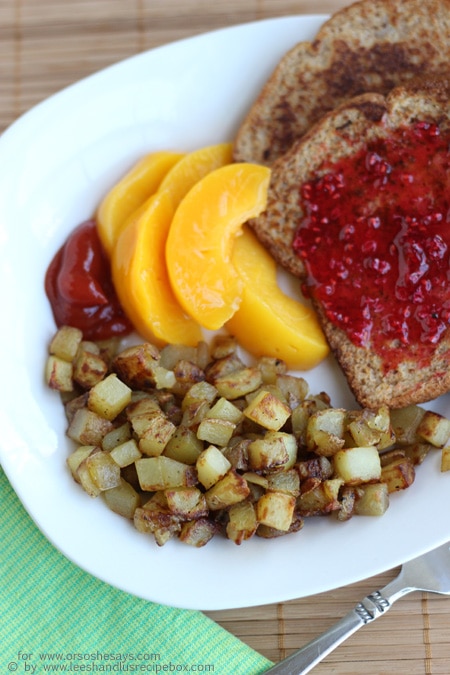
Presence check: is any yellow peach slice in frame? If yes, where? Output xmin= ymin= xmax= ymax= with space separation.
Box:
xmin=166 ymin=163 xmax=271 ymax=330
xmin=226 ymin=227 xmax=329 ymax=369
xmin=97 ymin=151 xmax=184 ymax=256
xmin=111 ymin=144 xmax=233 ymax=345
xmin=112 ymin=190 xmax=202 ymax=346
xmin=159 ymin=143 xmax=233 ymax=208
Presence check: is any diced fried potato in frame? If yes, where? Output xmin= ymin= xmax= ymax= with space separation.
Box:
xmin=153 ymin=366 xmax=176 ymax=390
xmin=276 ymin=374 xmax=309 ymax=408
xmin=297 ymin=478 xmax=343 ymax=516
xmin=88 ymin=373 xmax=132 ymax=421
xmin=256 ymin=491 xmax=296 ymax=531
xmin=381 ymin=457 xmax=415 ymax=492
xmin=45 ymin=356 xmax=74 ymax=392
xmin=179 ymin=518 xmax=217 ymax=547
xmin=138 ymin=413 xmax=177 ymax=457
xmin=134 ymin=497 xmax=181 ymax=546
xmin=84 ymin=449 xmax=121 ymax=491
xmin=403 ymin=443 xmax=433 ymax=466
xmin=67 ymin=407 xmax=114 ymax=445
xmin=248 ymin=431 xmax=297 ymax=472
xmin=257 ymin=512 xmax=304 ymax=538
xmin=291 ymin=399 xmax=327 ymax=444
xmin=306 ymin=408 xmax=346 ymax=456
xmin=333 ymin=446 xmax=381 ymax=485
xmin=211 ymin=334 xmax=238 ymax=359
xmin=164 ymin=487 xmax=208 ymax=519
xmin=297 ymin=456 xmax=333 ymax=481
xmin=135 ymin=456 xmax=197 ymax=491
xmin=242 ymin=471 xmax=269 ymax=489
xmin=180 ymin=400 xmax=210 ymax=428
xmin=112 ymin=342 xmax=160 ymax=390
xmin=159 ymin=344 xmax=198 ymax=370
xmin=101 ymin=422 xmax=132 ymax=451
xmin=214 ymin=367 xmax=263 ymax=400
xmin=164 ymin=426 xmax=204 ymax=464
xmin=77 ymin=456 xmax=102 ymax=497
xmin=196 ymin=417 xmax=236 ymax=446
xmin=204 ymin=469 xmax=250 ymax=510
xmin=73 ymin=343 xmax=108 ymax=389
xmin=171 ymin=359 xmax=205 ymax=396
xmin=102 ymin=478 xmax=140 ymax=518
xmin=67 ymin=445 xmax=97 ymax=483
xmin=347 ymin=406 xmax=391 ymax=447
xmin=417 ymin=411 xmax=450 ymax=448
xmin=182 ymin=381 xmax=218 ymax=410
xmin=196 ymin=445 xmax=232 ymax=489
xmin=267 ymin=468 xmax=300 ymax=496
xmin=257 ymin=356 xmax=288 ymax=384
xmin=226 ymin=501 xmax=258 ymax=544
xmin=49 ymin=325 xmax=83 ymax=361
xmin=110 ymin=438 xmax=142 ymax=467
xmin=354 ymin=483 xmax=389 ymax=516
xmin=223 ymin=438 xmax=250 ymax=471
xmin=336 ymin=486 xmax=356 ymax=521
xmin=206 ymin=397 xmax=243 ymax=424
xmin=205 ymin=352 xmax=245 ymax=382
xmin=390 ymin=405 xmax=426 ymax=445
xmin=440 ymin=446 xmax=450 ymax=472
xmin=243 ymin=389 xmax=291 ymax=431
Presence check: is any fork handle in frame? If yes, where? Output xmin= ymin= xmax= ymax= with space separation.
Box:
xmin=264 ymin=583 xmax=410 ymax=675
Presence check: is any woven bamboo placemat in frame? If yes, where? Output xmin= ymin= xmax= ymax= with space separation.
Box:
xmin=2 ymin=0 xmax=450 ymax=671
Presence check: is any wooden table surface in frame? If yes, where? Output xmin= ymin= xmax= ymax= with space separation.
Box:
xmin=2 ymin=1 xmax=449 ymax=672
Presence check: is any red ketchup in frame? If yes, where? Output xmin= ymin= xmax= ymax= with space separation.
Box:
xmin=45 ymin=219 xmax=133 ymax=340
xmin=293 ymin=121 xmax=450 ymax=369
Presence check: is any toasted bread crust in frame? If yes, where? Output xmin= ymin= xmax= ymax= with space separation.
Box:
xmin=233 ymin=0 xmax=450 ymax=166
xmin=249 ymin=78 xmax=450 ymax=408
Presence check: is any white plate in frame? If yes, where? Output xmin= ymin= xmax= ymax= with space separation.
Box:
xmin=1 ymin=15 xmax=450 ymax=611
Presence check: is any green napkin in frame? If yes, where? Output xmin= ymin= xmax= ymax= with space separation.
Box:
xmin=1 ymin=468 xmax=272 ymax=675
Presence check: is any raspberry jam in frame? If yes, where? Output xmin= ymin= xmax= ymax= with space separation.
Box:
xmin=293 ymin=121 xmax=450 ymax=367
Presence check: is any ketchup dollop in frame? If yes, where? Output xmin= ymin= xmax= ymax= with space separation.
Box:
xmin=45 ymin=219 xmax=133 ymax=340
xmin=293 ymin=121 xmax=450 ymax=366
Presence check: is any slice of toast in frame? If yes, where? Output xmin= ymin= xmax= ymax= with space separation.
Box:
xmin=249 ymin=77 xmax=450 ymax=409
xmin=233 ymin=0 xmax=450 ymax=166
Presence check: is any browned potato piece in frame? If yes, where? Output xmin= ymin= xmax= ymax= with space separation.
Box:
xmin=164 ymin=426 xmax=203 ymax=464
xmin=333 ymin=446 xmax=381 ymax=485
xmin=179 ymin=519 xmax=217 ymax=547
xmin=73 ymin=342 xmax=108 ymax=389
xmin=135 ymin=456 xmax=197 ymax=491
xmin=196 ymin=445 xmax=232 ymax=489
xmin=381 ymin=457 xmax=415 ymax=492
xmin=226 ymin=501 xmax=258 ymax=544
xmin=248 ymin=431 xmax=297 ymax=472
xmin=113 ymin=342 xmax=160 ymax=390
xmin=88 ymin=373 xmax=132 ymax=421
xmin=440 ymin=446 xmax=450 ymax=472
xmin=297 ymin=478 xmax=343 ymax=516
xmin=354 ymin=483 xmax=389 ymax=516
xmin=102 ymin=478 xmax=140 ymax=518
xmin=214 ymin=367 xmax=262 ymax=400
xmin=256 ymin=491 xmax=296 ymax=531
xmin=49 ymin=325 xmax=83 ymax=361
xmin=67 ymin=407 xmax=114 ymax=445
xmin=243 ymin=390 xmax=291 ymax=431
xmin=417 ymin=411 xmax=450 ymax=448
xmin=306 ymin=408 xmax=346 ymax=456
xmin=45 ymin=356 xmax=74 ymax=393
xmin=164 ymin=487 xmax=208 ymax=520
xmin=204 ymin=470 xmax=250 ymax=510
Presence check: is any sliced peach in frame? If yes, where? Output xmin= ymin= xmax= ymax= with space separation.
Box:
xmin=97 ymin=151 xmax=184 ymax=256
xmin=112 ymin=190 xmax=202 ymax=346
xmin=226 ymin=227 xmax=329 ymax=369
xmin=110 ymin=144 xmax=233 ymax=345
xmin=166 ymin=163 xmax=271 ymax=330
xmin=159 ymin=143 xmax=232 ymax=208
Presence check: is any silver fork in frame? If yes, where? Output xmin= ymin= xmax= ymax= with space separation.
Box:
xmin=265 ymin=541 xmax=450 ymax=675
